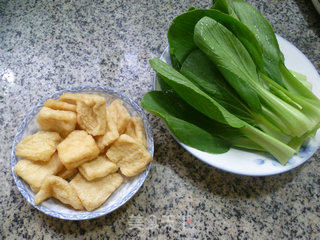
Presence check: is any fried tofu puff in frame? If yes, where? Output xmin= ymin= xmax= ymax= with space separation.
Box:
xmin=106 ymin=134 xmax=152 ymax=177
xmin=78 ymin=155 xmax=118 ymax=181
xmin=15 ymin=131 xmax=61 ymax=162
xmin=14 ymin=153 xmax=64 ymax=192
xmin=107 ymin=100 xmax=130 ymax=134
xmin=59 ymin=93 xmax=83 ymax=105
xmin=95 ymin=109 xmax=119 ymax=151
xmin=44 ymin=99 xmax=76 ymax=112
xmin=125 ymin=117 xmax=147 ymax=148
xmin=57 ymin=130 xmax=99 ymax=170
xmin=34 ymin=175 xmax=83 ymax=210
xmin=70 ymin=173 xmax=123 ymax=211
xmin=37 ymin=107 xmax=77 ymax=138
xmin=59 ymin=93 xmax=107 ymax=136
xmin=57 ymin=167 xmax=78 ymax=180
xmin=95 ymin=99 xmax=131 ymax=151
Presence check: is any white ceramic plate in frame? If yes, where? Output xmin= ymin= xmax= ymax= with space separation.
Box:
xmin=11 ymin=86 xmax=154 ymax=220
xmin=154 ymin=35 xmax=320 ymax=176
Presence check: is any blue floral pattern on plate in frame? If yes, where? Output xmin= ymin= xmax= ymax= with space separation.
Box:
xmin=11 ymin=85 xmax=154 ymax=220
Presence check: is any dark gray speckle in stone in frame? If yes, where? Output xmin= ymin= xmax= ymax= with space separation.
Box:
xmin=0 ymin=0 xmax=320 ymax=239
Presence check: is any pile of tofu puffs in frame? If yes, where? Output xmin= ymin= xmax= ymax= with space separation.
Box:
xmin=14 ymin=92 xmax=152 ymax=211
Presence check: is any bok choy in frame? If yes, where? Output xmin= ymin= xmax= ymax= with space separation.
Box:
xmin=141 ymin=0 xmax=320 ymax=165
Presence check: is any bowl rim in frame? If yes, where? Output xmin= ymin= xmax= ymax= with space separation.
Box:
xmin=11 ymin=85 xmax=154 ymax=220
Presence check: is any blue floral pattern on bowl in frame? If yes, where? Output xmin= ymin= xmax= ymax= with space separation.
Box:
xmin=11 ymin=85 xmax=154 ymax=220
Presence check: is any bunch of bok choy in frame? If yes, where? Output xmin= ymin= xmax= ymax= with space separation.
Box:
xmin=141 ymin=0 xmax=320 ymax=165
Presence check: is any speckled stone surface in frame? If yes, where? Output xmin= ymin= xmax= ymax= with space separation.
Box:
xmin=0 ymin=0 xmax=319 ymax=239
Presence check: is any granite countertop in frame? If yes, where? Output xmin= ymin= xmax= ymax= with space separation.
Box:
xmin=1 ymin=0 xmax=319 ymax=239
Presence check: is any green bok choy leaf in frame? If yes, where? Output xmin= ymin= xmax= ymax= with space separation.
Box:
xmin=141 ymin=91 xmax=229 ymax=153
xmin=167 ymin=9 xmax=264 ymax=72
xmin=141 ymin=90 xmax=265 ymax=152
xmin=193 ymin=17 xmax=319 ymax=138
xmin=222 ymin=0 xmax=319 ymax=103
xmin=147 ymin=57 xmax=296 ymax=164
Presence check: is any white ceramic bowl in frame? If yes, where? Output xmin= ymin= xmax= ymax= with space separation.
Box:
xmin=154 ymin=35 xmax=320 ymax=176
xmin=11 ymin=85 xmax=154 ymax=220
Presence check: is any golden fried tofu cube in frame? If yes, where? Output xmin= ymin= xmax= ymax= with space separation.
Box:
xmin=95 ymin=111 xmax=119 ymax=151
xmin=76 ymin=97 xmax=107 ymax=136
xmin=15 ymin=131 xmax=61 ymax=162
xmin=37 ymin=107 xmax=77 ymax=138
xmin=44 ymin=99 xmax=76 ymax=112
xmin=125 ymin=117 xmax=147 ymax=148
xmin=119 ymin=149 xmax=152 ymax=177
xmin=34 ymin=175 xmax=83 ymax=210
xmin=14 ymin=153 xmax=64 ymax=192
xmin=57 ymin=130 xmax=99 ymax=170
xmin=108 ymin=99 xmax=130 ymax=134
xmin=106 ymin=134 xmax=152 ymax=177
xmin=59 ymin=93 xmax=107 ymax=136
xmin=57 ymin=167 xmax=78 ymax=180
xmin=59 ymin=92 xmax=81 ymax=104
xmin=105 ymin=134 xmax=134 ymax=164
xmin=78 ymin=155 xmax=118 ymax=181
xmin=70 ymin=173 xmax=123 ymax=211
